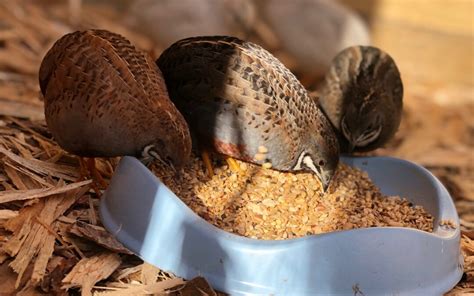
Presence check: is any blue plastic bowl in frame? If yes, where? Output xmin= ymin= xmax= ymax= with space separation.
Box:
xmin=100 ymin=156 xmax=462 ymax=295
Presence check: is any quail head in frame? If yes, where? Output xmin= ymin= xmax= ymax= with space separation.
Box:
xmin=317 ymin=46 xmax=403 ymax=153
xmin=39 ymin=29 xmax=192 ymax=169
xmin=157 ymin=36 xmax=339 ymax=190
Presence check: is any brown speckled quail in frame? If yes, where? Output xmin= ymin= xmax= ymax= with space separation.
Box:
xmin=39 ymin=29 xmax=191 ymax=169
xmin=157 ymin=36 xmax=339 ymax=190
xmin=316 ymin=46 xmax=403 ymax=153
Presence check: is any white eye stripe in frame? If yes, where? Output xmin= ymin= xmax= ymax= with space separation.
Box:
xmin=293 ymin=151 xmax=307 ymax=170
xmin=303 ymin=156 xmax=329 ymax=186
xmin=341 ymin=117 xmax=351 ymax=140
xmin=303 ymin=156 xmax=320 ymax=175
xmin=359 ymin=130 xmax=377 ymax=140
xmin=293 ymin=153 xmax=324 ymax=178
xmin=342 ymin=115 xmax=383 ymax=147
xmin=356 ymin=125 xmax=382 ymax=147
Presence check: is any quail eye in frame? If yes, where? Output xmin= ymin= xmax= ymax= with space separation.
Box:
xmin=319 ymin=160 xmax=325 ymax=166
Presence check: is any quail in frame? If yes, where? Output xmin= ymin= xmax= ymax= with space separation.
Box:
xmin=39 ymin=29 xmax=192 ymax=178
xmin=316 ymin=46 xmax=403 ymax=153
xmin=157 ymin=36 xmax=339 ymax=190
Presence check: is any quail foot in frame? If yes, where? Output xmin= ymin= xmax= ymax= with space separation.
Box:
xmin=39 ymin=29 xmax=192 ymax=190
xmin=157 ymin=36 xmax=339 ymax=190
xmin=316 ymin=46 xmax=403 ymax=153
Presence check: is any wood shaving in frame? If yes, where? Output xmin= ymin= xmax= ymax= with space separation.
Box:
xmin=0 ymin=209 xmax=18 ymax=220
xmin=0 ymin=146 xmax=80 ymax=181
xmin=3 ymin=186 xmax=89 ymax=287
xmin=140 ymin=263 xmax=160 ymax=285
xmin=93 ymin=277 xmax=185 ymax=296
xmin=62 ymin=252 xmax=122 ymax=295
xmin=0 ymin=179 xmax=91 ymax=204
xmin=69 ymin=221 xmax=133 ymax=255
xmin=170 ymin=276 xmax=217 ymax=296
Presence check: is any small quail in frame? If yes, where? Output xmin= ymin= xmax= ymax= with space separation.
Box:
xmin=39 ymin=29 xmax=192 ymax=170
xmin=317 ymin=46 xmax=403 ymax=153
xmin=157 ymin=36 xmax=339 ymax=190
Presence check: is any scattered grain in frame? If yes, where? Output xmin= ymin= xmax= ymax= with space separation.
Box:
xmin=439 ymin=219 xmax=457 ymax=229
xmin=151 ymin=155 xmax=434 ymax=240
xmin=258 ymin=146 xmax=268 ymax=154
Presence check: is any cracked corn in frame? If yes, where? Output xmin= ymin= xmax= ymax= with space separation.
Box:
xmin=151 ymin=157 xmax=433 ymax=240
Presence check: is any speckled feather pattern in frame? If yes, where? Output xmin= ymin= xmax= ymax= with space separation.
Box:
xmin=157 ymin=36 xmax=339 ymax=172
xmin=39 ymin=30 xmax=191 ymax=167
xmin=317 ymin=46 xmax=403 ymax=152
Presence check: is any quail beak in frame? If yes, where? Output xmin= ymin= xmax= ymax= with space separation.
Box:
xmin=139 ymin=155 xmax=153 ymax=167
xmin=321 ymin=175 xmax=332 ymax=193
xmin=302 ymin=155 xmax=334 ymax=192
xmin=317 ymin=170 xmax=333 ymax=193
xmin=322 ymin=181 xmax=329 ymax=192
xmin=346 ymin=141 xmax=355 ymax=154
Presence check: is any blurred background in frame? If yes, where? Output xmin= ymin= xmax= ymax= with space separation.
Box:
xmin=0 ymin=0 xmax=472 ymax=294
